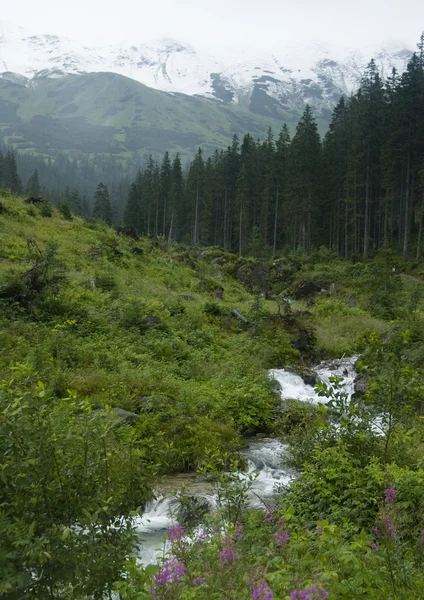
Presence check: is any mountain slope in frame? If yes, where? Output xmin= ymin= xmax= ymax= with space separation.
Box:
xmin=0 ymin=21 xmax=413 ymax=123
xmin=0 ymin=71 xmax=296 ymax=159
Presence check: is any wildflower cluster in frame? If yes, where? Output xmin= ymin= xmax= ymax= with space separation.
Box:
xmin=219 ymin=537 xmax=240 ymax=566
xmin=374 ymin=516 xmax=397 ymax=540
xmin=168 ymin=525 xmax=184 ymax=543
xmin=275 ymin=530 xmax=290 ymax=546
xmin=385 ymin=487 xmax=396 ymax=503
xmin=252 ymin=582 xmax=274 ymax=599
xmin=153 ymin=558 xmax=185 ymax=587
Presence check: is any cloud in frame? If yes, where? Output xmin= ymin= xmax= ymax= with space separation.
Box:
xmin=3 ymin=0 xmax=423 ymax=53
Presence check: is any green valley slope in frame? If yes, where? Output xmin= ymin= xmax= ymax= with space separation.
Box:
xmin=0 ymin=71 xmax=298 ymax=160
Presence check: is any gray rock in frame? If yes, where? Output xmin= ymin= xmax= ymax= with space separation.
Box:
xmin=347 ymin=294 xmax=356 ymax=307
xmin=112 ymin=408 xmax=138 ymax=425
xmin=354 ymin=373 xmax=368 ymax=396
xmin=213 ymin=288 xmax=224 ymax=300
xmin=293 ymin=279 xmax=323 ymax=300
xmin=211 ymin=256 xmax=227 ymax=265
xmin=231 ymin=308 xmax=248 ymax=324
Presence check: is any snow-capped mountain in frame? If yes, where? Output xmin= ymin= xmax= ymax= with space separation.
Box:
xmin=0 ymin=20 xmax=414 ymax=119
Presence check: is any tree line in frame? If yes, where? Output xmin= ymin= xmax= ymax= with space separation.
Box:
xmin=2 ymin=34 xmax=424 ymax=259
xmin=122 ymin=34 xmax=424 ymax=258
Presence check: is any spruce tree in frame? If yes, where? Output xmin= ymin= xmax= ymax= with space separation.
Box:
xmin=26 ymin=169 xmax=41 ymax=197
xmin=93 ymin=182 xmax=112 ymax=225
xmin=3 ymin=150 xmax=22 ymax=195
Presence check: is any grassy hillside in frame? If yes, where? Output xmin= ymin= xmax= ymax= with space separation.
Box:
xmin=0 ymin=190 xmax=308 ymax=472
xmin=4 ymin=190 xmax=424 ymax=598
xmin=0 ymin=72 xmax=298 ymax=160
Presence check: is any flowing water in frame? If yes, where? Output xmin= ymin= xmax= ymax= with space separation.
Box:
xmin=135 ymin=356 xmax=358 ymax=564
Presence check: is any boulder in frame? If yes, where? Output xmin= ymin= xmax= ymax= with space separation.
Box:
xmin=112 ymin=408 xmax=138 ymax=425
xmin=347 ymin=294 xmax=357 ymax=307
xmin=213 ymin=287 xmax=224 ymax=300
xmin=117 ymin=226 xmax=139 ymax=240
xmin=354 ymin=373 xmax=368 ymax=396
xmin=211 ymin=256 xmax=227 ymax=265
xmin=25 ymin=196 xmax=44 ymax=204
xmin=231 ymin=308 xmax=248 ymax=324
xmin=293 ymin=279 xmax=323 ymax=300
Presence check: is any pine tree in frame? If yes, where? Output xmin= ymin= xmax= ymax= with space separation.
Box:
xmin=124 ymin=182 xmax=142 ymax=231
xmin=68 ymin=188 xmax=82 ymax=215
xmin=170 ymin=154 xmax=184 ymax=240
xmin=3 ymin=150 xmax=22 ymax=195
xmin=93 ymin=182 xmax=112 ymax=225
xmin=160 ymin=152 xmax=172 ymax=236
xmin=289 ymin=105 xmax=322 ymax=253
xmin=26 ymin=169 xmax=41 ymax=197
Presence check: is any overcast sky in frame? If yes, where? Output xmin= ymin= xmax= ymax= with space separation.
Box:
xmin=3 ymin=0 xmax=423 ymax=53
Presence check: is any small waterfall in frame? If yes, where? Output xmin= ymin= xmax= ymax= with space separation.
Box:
xmin=135 ymin=357 xmax=358 ymax=564
xmin=270 ymin=356 xmax=357 ymax=405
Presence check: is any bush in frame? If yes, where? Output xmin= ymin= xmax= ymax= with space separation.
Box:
xmin=39 ymin=202 xmax=53 ymax=217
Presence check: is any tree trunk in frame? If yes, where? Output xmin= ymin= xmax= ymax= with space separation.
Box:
xmin=272 ymin=184 xmax=279 ymax=258
xmin=403 ymin=151 xmax=411 ymax=259
xmin=417 ymin=193 xmax=424 ymax=260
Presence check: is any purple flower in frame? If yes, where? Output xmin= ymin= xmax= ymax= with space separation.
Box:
xmin=371 ymin=542 xmax=379 ymax=551
xmin=168 ymin=524 xmax=184 ymax=542
xmin=153 ymin=558 xmax=185 ymax=586
xmin=315 ymin=526 xmax=323 ymax=536
xmin=385 ymin=487 xmax=396 ymax=503
xmin=275 ymin=530 xmax=290 ymax=546
xmin=192 ymin=577 xmax=206 ymax=587
xmin=290 ymin=593 xmax=298 ymax=600
xmin=219 ymin=537 xmax=239 ymax=565
xmin=252 ymin=583 xmax=274 ymax=600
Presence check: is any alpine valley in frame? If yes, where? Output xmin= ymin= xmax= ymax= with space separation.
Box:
xmin=0 ymin=21 xmax=414 ymax=159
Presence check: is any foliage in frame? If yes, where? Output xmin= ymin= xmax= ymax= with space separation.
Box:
xmin=0 ymin=375 xmax=154 ymax=598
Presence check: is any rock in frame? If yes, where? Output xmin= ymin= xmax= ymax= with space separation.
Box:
xmin=89 ymin=279 xmax=96 ymax=290
xmin=329 ymin=283 xmax=336 ymax=296
xmin=211 ymin=256 xmax=227 ymax=265
xmin=299 ymin=368 xmax=318 ymax=386
xmin=180 ymin=294 xmax=195 ymax=301
xmin=235 ymin=260 xmax=270 ymax=294
xmin=354 ymin=373 xmax=368 ymax=396
xmin=231 ymin=308 xmax=248 ymax=324
xmin=112 ymin=407 xmax=138 ymax=425
xmin=117 ymin=226 xmax=139 ymax=240
xmin=132 ymin=246 xmax=143 ymax=255
xmin=293 ymin=279 xmax=323 ymax=300
xmin=213 ymin=288 xmax=224 ymax=300
xmin=347 ymin=294 xmax=356 ymax=307
xmin=25 ymin=195 xmax=44 ymax=204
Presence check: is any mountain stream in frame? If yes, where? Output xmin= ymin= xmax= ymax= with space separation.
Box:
xmin=135 ymin=356 xmax=357 ymax=564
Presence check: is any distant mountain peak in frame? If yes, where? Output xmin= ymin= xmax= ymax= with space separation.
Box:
xmin=0 ymin=20 xmax=414 ymax=121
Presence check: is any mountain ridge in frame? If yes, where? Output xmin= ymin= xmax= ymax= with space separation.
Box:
xmin=0 ymin=21 xmax=414 ymax=121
